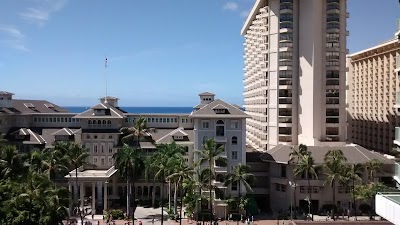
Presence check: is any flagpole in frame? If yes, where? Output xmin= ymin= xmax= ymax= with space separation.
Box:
xmin=105 ymin=55 xmax=108 ymax=103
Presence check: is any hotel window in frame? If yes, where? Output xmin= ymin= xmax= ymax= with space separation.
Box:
xmin=163 ymin=118 xmax=166 ymax=123
xmin=231 ymin=181 xmax=238 ymax=191
xmin=108 ymin=156 xmax=113 ymax=166
xmin=151 ymin=118 xmax=154 ymax=123
xmin=101 ymin=158 xmax=105 ymax=166
xmin=34 ymin=118 xmax=37 ymax=122
xmin=174 ymin=118 xmax=178 ymax=123
xmin=202 ymin=136 xmax=208 ymax=145
xmin=101 ymin=144 xmax=105 ymax=153
xmin=181 ymin=118 xmax=185 ymax=123
xmin=61 ymin=118 xmax=64 ymax=122
xmin=216 ymin=120 xmax=225 ymax=137
xmin=49 ymin=118 xmax=53 ymax=122
xmin=45 ymin=118 xmax=49 ymax=123
xmin=69 ymin=118 xmax=72 ymax=122
xmin=167 ymin=118 xmax=170 ymax=123
xmin=202 ymin=121 xmax=209 ymax=129
xmin=156 ymin=118 xmax=159 ymax=123
xmin=93 ymin=157 xmax=98 ymax=165
xmin=231 ymin=136 xmax=238 ymax=145
xmin=108 ymin=143 xmax=113 ymax=153
xmin=93 ymin=144 xmax=98 ymax=153
xmin=231 ymin=151 xmax=238 ymax=160
xmin=231 ymin=121 xmax=239 ymax=129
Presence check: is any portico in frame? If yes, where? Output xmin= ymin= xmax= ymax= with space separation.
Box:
xmin=65 ymin=166 xmax=118 ymax=214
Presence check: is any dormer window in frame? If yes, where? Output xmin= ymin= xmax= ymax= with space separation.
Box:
xmin=215 ymin=109 xmax=226 ymax=114
xmin=174 ymin=136 xmax=183 ymax=140
xmin=212 ymin=104 xmax=229 ymax=114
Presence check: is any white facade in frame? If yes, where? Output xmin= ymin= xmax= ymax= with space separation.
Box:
xmin=242 ymin=0 xmax=348 ymax=151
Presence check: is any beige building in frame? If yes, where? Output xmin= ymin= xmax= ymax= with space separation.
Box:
xmin=347 ymin=39 xmax=400 ymax=153
xmin=0 ymin=91 xmax=249 ymax=217
xmin=242 ymin=0 xmax=348 ymax=151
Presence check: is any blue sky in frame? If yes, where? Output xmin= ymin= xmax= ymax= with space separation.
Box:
xmin=0 ymin=0 xmax=399 ymax=106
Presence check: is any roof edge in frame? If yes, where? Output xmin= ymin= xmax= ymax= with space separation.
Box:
xmin=241 ymin=0 xmax=263 ymax=35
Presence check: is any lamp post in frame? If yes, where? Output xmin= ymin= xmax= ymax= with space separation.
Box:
xmin=289 ymin=181 xmax=297 ymax=220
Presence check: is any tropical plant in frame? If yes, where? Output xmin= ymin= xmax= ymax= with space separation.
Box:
xmin=63 ymin=142 xmax=90 ymax=223
xmin=323 ymin=150 xmax=347 ymax=221
xmin=343 ymin=163 xmax=364 ymax=219
xmin=113 ymin=144 xmax=145 ymax=222
xmin=195 ymin=138 xmax=226 ymax=224
xmin=366 ymin=159 xmax=382 ymax=182
xmin=224 ymin=163 xmax=254 ymax=222
xmin=42 ymin=147 xmax=69 ymax=182
xmin=120 ymin=116 xmax=157 ymax=147
xmin=167 ymin=160 xmax=194 ymax=225
xmin=0 ymin=145 xmax=24 ymax=179
xmin=289 ymin=144 xmax=309 ymax=162
xmin=293 ymin=152 xmax=318 ymax=221
xmin=353 ymin=182 xmax=388 ymax=219
xmin=149 ymin=142 xmax=185 ymax=225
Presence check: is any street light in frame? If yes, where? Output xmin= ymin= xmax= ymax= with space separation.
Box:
xmin=288 ymin=181 xmax=297 ymax=220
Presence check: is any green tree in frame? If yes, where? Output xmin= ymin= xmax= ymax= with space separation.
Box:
xmin=113 ymin=144 xmax=145 ymax=222
xmin=366 ymin=159 xmax=382 ymax=182
xmin=63 ymin=142 xmax=90 ymax=223
xmin=224 ymin=164 xmax=254 ymax=223
xmin=195 ymin=138 xmax=226 ymax=224
xmin=0 ymin=145 xmax=24 ymax=179
xmin=120 ymin=116 xmax=157 ymax=147
xmin=289 ymin=144 xmax=308 ymax=162
xmin=323 ymin=150 xmax=347 ymax=220
xmin=353 ymin=182 xmax=388 ymax=220
xmin=293 ymin=152 xmax=318 ymax=221
xmin=343 ymin=163 xmax=364 ymax=219
xmin=42 ymin=147 xmax=69 ymax=183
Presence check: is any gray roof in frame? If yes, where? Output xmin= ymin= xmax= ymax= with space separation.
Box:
xmin=139 ymin=141 xmax=157 ymax=149
xmin=74 ymin=103 xmax=125 ymax=118
xmin=0 ymin=91 xmax=14 ymax=95
xmin=194 ymin=103 xmax=206 ymax=109
xmin=51 ymin=128 xmax=75 ymax=136
xmin=9 ymin=128 xmax=46 ymax=145
xmin=150 ymin=128 xmax=194 ymax=144
xmin=99 ymin=96 xmax=119 ymax=100
xmin=0 ymin=99 xmax=69 ymax=115
xmin=189 ymin=99 xmax=250 ymax=118
xmin=261 ymin=144 xmax=394 ymax=165
xmin=199 ymin=92 xmax=215 ymax=96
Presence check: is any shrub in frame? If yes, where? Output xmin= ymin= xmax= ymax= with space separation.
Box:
xmin=359 ymin=204 xmax=371 ymax=214
xmin=106 ymin=209 xmax=125 ymax=220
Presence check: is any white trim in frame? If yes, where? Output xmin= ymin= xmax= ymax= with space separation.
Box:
xmin=109 ymin=107 xmax=124 ymax=118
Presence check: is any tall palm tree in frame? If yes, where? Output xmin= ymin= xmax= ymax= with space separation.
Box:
xmin=42 ymin=186 xmax=70 ymax=224
xmin=288 ymin=144 xmax=309 ymax=213
xmin=195 ymin=138 xmax=226 ymax=224
xmin=113 ymin=144 xmax=145 ymax=222
xmin=343 ymin=163 xmax=364 ymax=220
xmin=63 ymin=142 xmax=90 ymax=223
xmin=151 ymin=142 xmax=185 ymax=225
xmin=120 ymin=116 xmax=157 ymax=148
xmin=224 ymin=164 xmax=254 ymax=225
xmin=366 ymin=159 xmax=382 ymax=182
xmin=166 ymin=156 xmax=188 ymax=215
xmin=167 ymin=160 xmax=195 ymax=225
xmin=323 ymin=150 xmax=347 ymax=221
xmin=293 ymin=153 xmax=318 ymax=221
xmin=42 ymin=147 xmax=69 ymax=183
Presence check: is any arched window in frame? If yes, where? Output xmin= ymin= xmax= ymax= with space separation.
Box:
xmin=97 ymin=120 xmax=101 ymax=125
xmin=216 ymin=120 xmax=225 ymax=136
xmin=88 ymin=120 xmax=92 ymax=124
xmin=107 ymin=120 xmax=111 ymax=124
xmin=92 ymin=120 xmax=97 ymax=124
xmin=231 ymin=136 xmax=238 ymax=145
xmin=103 ymin=120 xmax=106 ymax=124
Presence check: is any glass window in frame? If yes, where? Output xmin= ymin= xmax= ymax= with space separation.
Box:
xmin=231 ymin=151 xmax=238 ymax=160
xmin=202 ymin=121 xmax=209 ymax=129
xmin=231 ymin=136 xmax=238 ymax=145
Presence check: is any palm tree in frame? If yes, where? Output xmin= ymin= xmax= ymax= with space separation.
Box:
xmin=288 ymin=144 xmax=309 ymax=213
xmin=224 ymin=164 xmax=254 ymax=225
xmin=42 ymin=147 xmax=69 ymax=183
xmin=366 ymin=159 xmax=382 ymax=182
xmin=113 ymin=144 xmax=145 ymax=222
xmin=343 ymin=163 xmax=364 ymax=220
xmin=43 ymin=186 xmax=70 ymax=224
xmin=150 ymin=142 xmax=185 ymax=225
xmin=323 ymin=150 xmax=347 ymax=221
xmin=195 ymin=138 xmax=226 ymax=224
xmin=63 ymin=142 xmax=90 ymax=223
xmin=167 ymin=160 xmax=195 ymax=225
xmin=293 ymin=153 xmax=318 ymax=221
xmin=120 ymin=116 xmax=156 ymax=148
xmin=0 ymin=145 xmax=23 ymax=179
xmin=0 ymin=133 xmax=7 ymax=145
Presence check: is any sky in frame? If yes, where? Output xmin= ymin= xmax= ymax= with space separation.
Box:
xmin=0 ymin=0 xmax=399 ymax=107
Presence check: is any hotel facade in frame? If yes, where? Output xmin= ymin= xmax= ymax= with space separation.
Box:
xmin=242 ymin=0 xmax=348 ymax=151
xmin=0 ymin=91 xmax=250 ymax=218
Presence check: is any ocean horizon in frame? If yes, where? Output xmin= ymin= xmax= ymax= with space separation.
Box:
xmin=64 ymin=106 xmax=194 ymax=114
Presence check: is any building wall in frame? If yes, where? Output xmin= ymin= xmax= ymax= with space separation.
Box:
xmin=243 ymin=0 xmax=347 ymax=151
xmin=347 ymin=40 xmax=400 ymax=153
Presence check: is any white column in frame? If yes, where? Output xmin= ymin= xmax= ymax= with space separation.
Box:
xmin=92 ymin=182 xmax=96 ymax=214
xmin=104 ymin=181 xmax=108 ymax=212
xmin=80 ymin=182 xmax=85 ymax=209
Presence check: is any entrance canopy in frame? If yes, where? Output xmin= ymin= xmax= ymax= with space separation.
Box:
xmin=65 ymin=166 xmax=118 ymax=182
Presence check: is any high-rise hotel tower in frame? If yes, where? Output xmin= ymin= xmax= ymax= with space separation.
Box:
xmin=242 ymin=0 xmax=348 ymax=150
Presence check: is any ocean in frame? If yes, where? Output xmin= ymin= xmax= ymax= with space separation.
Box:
xmin=64 ymin=106 xmax=193 ymax=114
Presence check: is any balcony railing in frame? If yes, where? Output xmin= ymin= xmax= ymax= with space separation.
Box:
xmin=394 ymin=127 xmax=400 ymax=145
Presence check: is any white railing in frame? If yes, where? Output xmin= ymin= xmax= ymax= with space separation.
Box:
xmin=375 ymin=192 xmax=400 ymax=225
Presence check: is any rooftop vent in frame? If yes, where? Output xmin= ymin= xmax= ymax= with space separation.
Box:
xmin=24 ymin=103 xmax=35 ymax=108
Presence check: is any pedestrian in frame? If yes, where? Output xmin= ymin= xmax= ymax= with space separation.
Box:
xmin=139 ymin=220 xmax=143 ymax=225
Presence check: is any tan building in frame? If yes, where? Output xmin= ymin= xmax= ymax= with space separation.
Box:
xmin=242 ymin=0 xmax=348 ymax=151
xmin=347 ymin=39 xmax=400 ymax=153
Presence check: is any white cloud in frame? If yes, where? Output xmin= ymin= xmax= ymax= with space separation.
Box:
xmin=223 ymin=2 xmax=239 ymax=11
xmin=0 ymin=25 xmax=29 ymax=52
xmin=19 ymin=0 xmax=68 ymax=26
